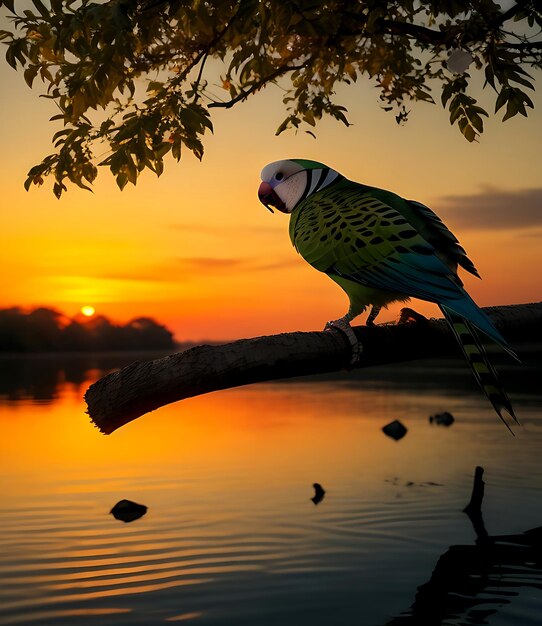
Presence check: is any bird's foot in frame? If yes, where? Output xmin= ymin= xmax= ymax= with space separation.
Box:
xmin=398 ymin=307 xmax=428 ymax=325
xmin=366 ymin=305 xmax=381 ymax=327
xmin=324 ymin=316 xmax=363 ymax=365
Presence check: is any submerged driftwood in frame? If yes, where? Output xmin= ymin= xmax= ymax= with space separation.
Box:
xmin=85 ymin=302 xmax=542 ymax=434
xmin=384 ymin=466 xmax=542 ymax=625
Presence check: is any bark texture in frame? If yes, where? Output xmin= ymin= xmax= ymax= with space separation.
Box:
xmin=85 ymin=302 xmax=542 ymax=434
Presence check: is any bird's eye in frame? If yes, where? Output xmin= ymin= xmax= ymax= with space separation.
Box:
xmin=275 ymin=172 xmax=284 ymax=181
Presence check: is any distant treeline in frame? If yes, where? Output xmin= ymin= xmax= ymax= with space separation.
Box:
xmin=0 ymin=307 xmax=176 ymax=352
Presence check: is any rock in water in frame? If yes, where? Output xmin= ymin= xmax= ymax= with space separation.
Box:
xmin=382 ymin=420 xmax=408 ymax=441
xmin=311 ymin=483 xmax=326 ymax=505
xmin=110 ymin=499 xmax=147 ymax=523
xmin=429 ymin=412 xmax=455 ymax=426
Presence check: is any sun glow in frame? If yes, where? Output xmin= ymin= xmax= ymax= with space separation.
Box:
xmin=81 ymin=305 xmax=95 ymax=317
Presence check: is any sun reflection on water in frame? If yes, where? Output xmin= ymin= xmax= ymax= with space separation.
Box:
xmin=0 ymin=353 xmax=541 ymax=626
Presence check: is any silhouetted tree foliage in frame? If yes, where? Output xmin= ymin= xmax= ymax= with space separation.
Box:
xmin=0 ymin=0 xmax=540 ymax=196
xmin=0 ymin=307 xmax=176 ymax=351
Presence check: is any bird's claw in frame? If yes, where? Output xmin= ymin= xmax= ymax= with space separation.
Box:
xmin=366 ymin=305 xmax=381 ymax=327
xmin=324 ymin=318 xmax=363 ymax=365
xmin=398 ymin=307 xmax=428 ymax=325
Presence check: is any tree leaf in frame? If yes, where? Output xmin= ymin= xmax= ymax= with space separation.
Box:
xmin=24 ymin=65 xmax=39 ymax=88
xmin=2 ymin=0 xmax=540 ymax=193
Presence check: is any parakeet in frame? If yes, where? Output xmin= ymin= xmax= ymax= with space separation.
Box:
xmin=258 ymin=158 xmax=518 ymax=430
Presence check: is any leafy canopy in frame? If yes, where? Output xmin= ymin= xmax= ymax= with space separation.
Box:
xmin=1 ymin=0 xmax=540 ymax=196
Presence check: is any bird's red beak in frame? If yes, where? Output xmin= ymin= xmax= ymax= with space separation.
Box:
xmin=258 ymin=181 xmax=287 ymax=213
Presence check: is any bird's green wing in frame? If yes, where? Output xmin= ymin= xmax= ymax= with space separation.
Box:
xmin=339 ymin=186 xmax=479 ymax=278
xmin=289 ymin=179 xmax=506 ymax=346
xmin=290 ymin=179 xmax=457 ymax=300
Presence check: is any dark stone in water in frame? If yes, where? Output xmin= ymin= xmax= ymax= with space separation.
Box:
xmin=110 ymin=499 xmax=147 ymax=523
xmin=382 ymin=420 xmax=408 ymax=440
xmin=430 ymin=411 xmax=455 ymax=426
xmin=311 ymin=483 xmax=325 ymax=505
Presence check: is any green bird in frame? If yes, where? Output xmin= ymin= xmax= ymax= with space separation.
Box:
xmin=258 ymin=158 xmax=519 ymax=430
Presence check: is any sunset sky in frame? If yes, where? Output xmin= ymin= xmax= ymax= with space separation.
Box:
xmin=1 ymin=32 xmax=541 ymax=342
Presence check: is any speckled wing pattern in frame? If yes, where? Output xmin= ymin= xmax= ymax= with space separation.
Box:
xmin=290 ymin=180 xmax=504 ymax=343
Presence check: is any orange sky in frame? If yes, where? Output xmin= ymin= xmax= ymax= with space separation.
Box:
xmin=1 ymin=34 xmax=541 ymax=342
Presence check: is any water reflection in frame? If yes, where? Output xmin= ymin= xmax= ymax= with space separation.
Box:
xmin=387 ymin=520 xmax=542 ymax=625
xmin=0 ymin=352 xmax=541 ymax=626
xmin=0 ymin=352 xmax=169 ymax=402
xmin=1 ymin=344 xmax=540 ymax=405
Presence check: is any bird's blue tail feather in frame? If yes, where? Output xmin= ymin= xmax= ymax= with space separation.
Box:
xmin=441 ymin=305 xmax=519 ymax=431
xmin=442 ymin=296 xmax=520 ymax=362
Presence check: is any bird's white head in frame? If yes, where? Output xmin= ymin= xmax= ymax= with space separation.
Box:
xmin=258 ymin=159 xmax=342 ymax=213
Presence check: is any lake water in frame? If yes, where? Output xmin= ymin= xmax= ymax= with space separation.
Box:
xmin=0 ymin=350 xmax=541 ymax=626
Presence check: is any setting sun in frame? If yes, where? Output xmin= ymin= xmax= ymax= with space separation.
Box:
xmin=81 ymin=305 xmax=95 ymax=317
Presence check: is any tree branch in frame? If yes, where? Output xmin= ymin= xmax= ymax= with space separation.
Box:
xmin=506 ymin=41 xmax=542 ymax=50
xmin=208 ymin=63 xmax=309 ymax=109
xmin=192 ymin=52 xmax=209 ymax=102
xmin=170 ymin=3 xmax=242 ymax=88
xmin=373 ymin=2 xmax=537 ymax=47
xmin=85 ymin=302 xmax=542 ymax=435
xmin=376 ymin=20 xmax=447 ymax=45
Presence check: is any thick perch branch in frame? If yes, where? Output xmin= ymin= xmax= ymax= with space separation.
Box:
xmin=85 ymin=302 xmax=542 ymax=434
